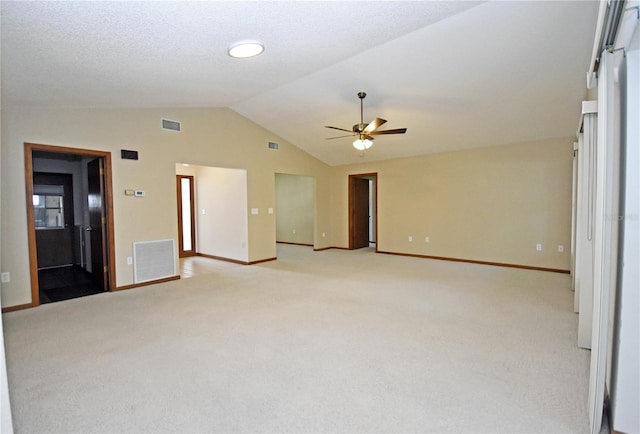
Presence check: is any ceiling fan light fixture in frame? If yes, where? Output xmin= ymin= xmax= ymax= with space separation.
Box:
xmin=228 ymin=42 xmax=264 ymax=59
xmin=353 ymin=138 xmax=372 ymax=151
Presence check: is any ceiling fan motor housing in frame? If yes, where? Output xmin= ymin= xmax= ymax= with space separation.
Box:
xmin=353 ymin=123 xmax=367 ymax=133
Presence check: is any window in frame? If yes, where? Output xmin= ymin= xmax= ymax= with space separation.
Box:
xmin=33 ymin=186 xmax=65 ymax=229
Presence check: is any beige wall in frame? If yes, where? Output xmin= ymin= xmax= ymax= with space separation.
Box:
xmin=1 ymin=106 xmax=574 ymax=309
xmin=329 ymin=138 xmax=574 ymax=270
xmin=194 ymin=166 xmax=248 ymax=261
xmin=0 ymin=107 xmax=332 ymax=307
xmin=275 ymin=173 xmax=314 ymax=245
xmin=0 ymin=5 xmax=14 ymax=425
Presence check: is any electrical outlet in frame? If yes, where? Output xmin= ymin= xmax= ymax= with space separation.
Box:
xmin=293 ymin=229 xmax=296 ymax=234
xmin=1 ymin=272 xmax=9 ymax=283
xmin=425 ymin=236 xmax=430 ymax=243
xmin=322 ymin=232 xmax=326 ymax=238
xmin=127 ymin=256 xmax=133 ymax=265
xmin=536 ymin=244 xmax=542 ymax=252
xmin=408 ymin=236 xmax=413 ymax=242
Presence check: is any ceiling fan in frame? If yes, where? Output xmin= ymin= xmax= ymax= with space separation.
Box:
xmin=325 ymin=91 xmax=407 ymax=150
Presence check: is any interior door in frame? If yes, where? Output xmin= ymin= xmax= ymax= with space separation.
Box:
xmin=177 ymin=175 xmax=196 ymax=257
xmin=87 ymin=158 xmax=107 ymax=290
xmin=350 ymin=176 xmax=370 ymax=249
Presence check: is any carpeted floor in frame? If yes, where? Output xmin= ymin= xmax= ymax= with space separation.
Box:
xmin=3 ymin=244 xmax=591 ymax=433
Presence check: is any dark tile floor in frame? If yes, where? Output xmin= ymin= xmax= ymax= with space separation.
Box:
xmin=38 ymin=266 xmax=103 ymax=304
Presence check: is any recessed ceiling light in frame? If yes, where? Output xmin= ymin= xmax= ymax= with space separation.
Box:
xmin=228 ymin=42 xmax=264 ymax=59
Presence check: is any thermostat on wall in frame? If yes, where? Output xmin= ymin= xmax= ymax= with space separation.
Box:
xmin=134 ymin=190 xmax=145 ymax=197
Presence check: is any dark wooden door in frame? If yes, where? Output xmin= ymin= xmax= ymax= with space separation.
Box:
xmin=350 ymin=176 xmax=370 ymax=249
xmin=87 ymin=158 xmax=107 ymax=290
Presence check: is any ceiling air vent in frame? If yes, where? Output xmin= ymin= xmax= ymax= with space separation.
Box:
xmin=162 ymin=119 xmax=181 ymax=132
xmin=268 ymin=141 xmax=279 ymax=150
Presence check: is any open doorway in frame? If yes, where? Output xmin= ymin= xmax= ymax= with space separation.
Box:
xmin=349 ymin=173 xmax=377 ymax=250
xmin=25 ymin=143 xmax=115 ymax=305
xmin=175 ymin=163 xmax=249 ymax=265
xmin=275 ymin=173 xmax=315 ymax=247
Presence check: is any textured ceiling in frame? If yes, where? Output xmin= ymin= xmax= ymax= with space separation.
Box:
xmin=1 ymin=1 xmax=599 ymax=166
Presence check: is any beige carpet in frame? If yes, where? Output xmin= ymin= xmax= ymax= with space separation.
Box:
xmin=3 ymin=245 xmax=590 ymax=433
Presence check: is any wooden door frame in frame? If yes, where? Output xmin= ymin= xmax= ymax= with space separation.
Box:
xmin=24 ymin=143 xmax=116 ymax=307
xmin=348 ymin=173 xmax=378 ymax=251
xmin=176 ymin=175 xmax=197 ymax=257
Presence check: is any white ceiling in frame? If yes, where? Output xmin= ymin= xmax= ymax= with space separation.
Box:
xmin=1 ymin=1 xmax=599 ymax=166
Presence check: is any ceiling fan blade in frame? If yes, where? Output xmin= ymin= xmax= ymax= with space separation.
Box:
xmin=326 ymin=134 xmax=354 ymax=140
xmin=325 ymin=125 xmax=353 ymax=133
xmin=369 ymin=128 xmax=407 ymax=135
xmin=363 ymin=118 xmax=387 ymax=134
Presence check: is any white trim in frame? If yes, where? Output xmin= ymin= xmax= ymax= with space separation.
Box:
xmin=587 ymin=0 xmax=609 ymax=89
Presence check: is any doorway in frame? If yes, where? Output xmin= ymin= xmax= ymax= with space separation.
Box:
xmin=349 ymin=173 xmax=377 ymax=250
xmin=175 ymin=164 xmax=249 ymax=263
xmin=275 ymin=173 xmax=315 ymax=247
xmin=176 ymin=175 xmax=196 ymax=257
xmin=25 ymin=143 xmax=116 ymax=306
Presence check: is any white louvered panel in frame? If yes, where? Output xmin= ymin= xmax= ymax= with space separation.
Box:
xmin=133 ymin=239 xmax=176 ymax=283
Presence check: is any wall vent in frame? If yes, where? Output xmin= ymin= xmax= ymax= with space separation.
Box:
xmin=133 ymin=239 xmax=176 ymax=283
xmin=268 ymin=141 xmax=279 ymax=150
xmin=162 ymin=119 xmax=181 ymax=132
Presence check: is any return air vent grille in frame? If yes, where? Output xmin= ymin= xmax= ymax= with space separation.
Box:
xmin=162 ymin=119 xmax=181 ymax=132
xmin=133 ymin=239 xmax=176 ymax=283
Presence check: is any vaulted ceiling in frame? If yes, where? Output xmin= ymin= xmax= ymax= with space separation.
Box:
xmin=1 ymin=1 xmax=599 ymax=166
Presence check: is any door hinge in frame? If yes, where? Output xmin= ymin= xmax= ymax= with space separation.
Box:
xmin=103 ymin=265 xmax=108 ymax=272
xmin=100 ymin=168 xmax=104 ymax=175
